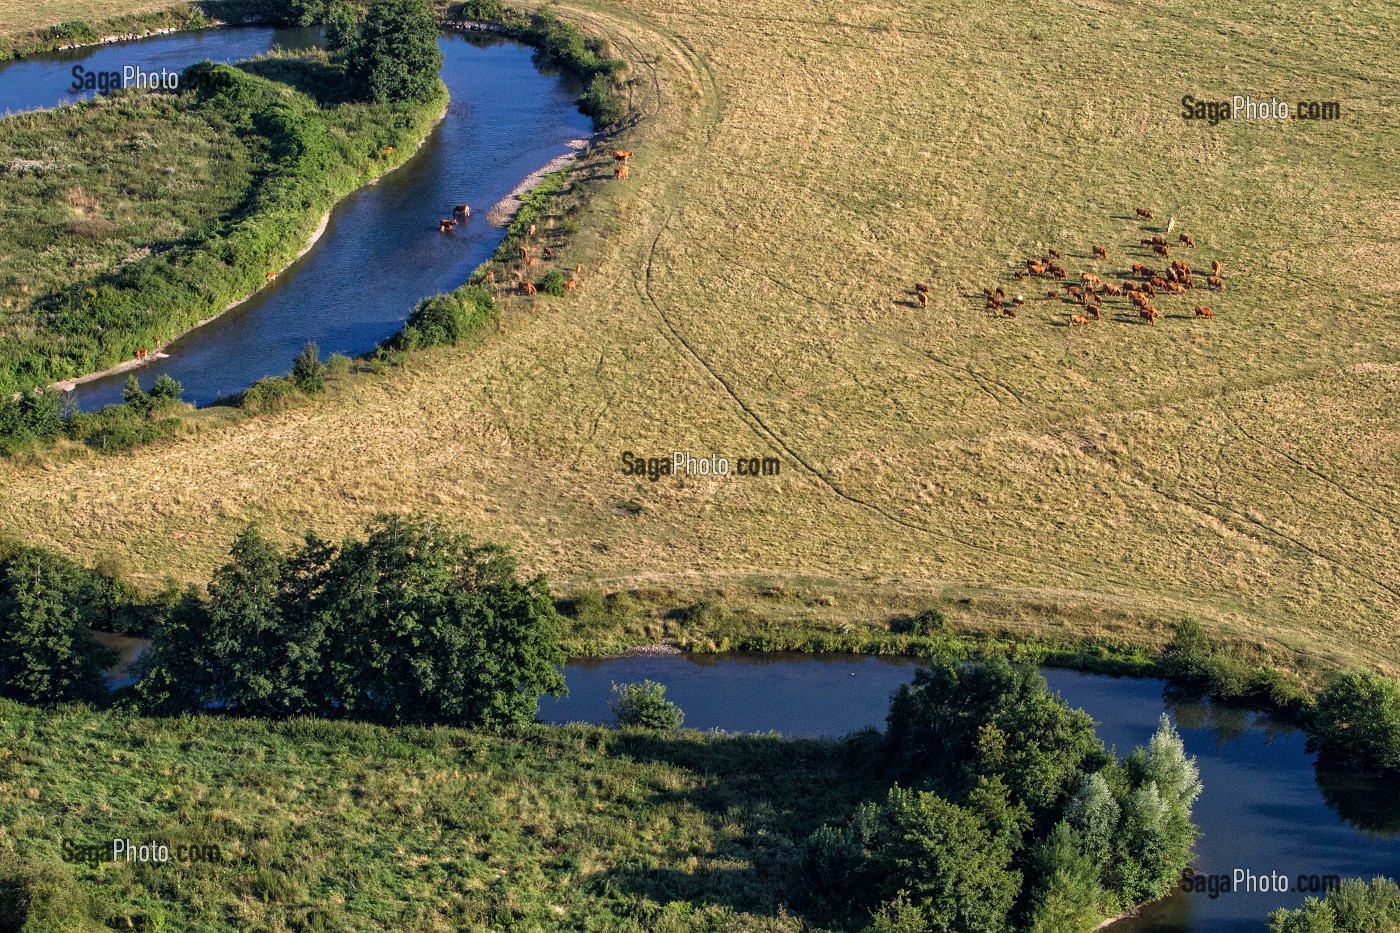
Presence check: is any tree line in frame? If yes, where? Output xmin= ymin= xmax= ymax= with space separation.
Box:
xmin=0 ymin=515 xmax=566 ymax=729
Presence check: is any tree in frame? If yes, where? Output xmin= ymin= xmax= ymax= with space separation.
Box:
xmin=316 ymin=515 xmax=566 ymax=728
xmin=291 ymin=342 xmax=326 ymax=394
xmin=884 ymin=657 xmax=1108 ymax=822
xmin=324 ymin=1 xmax=362 ymax=51
xmin=149 ymin=373 xmax=183 ymax=404
xmin=1269 ymin=877 xmax=1400 ymax=933
xmin=1026 ymin=821 xmax=1105 ymax=933
xmin=121 ymin=374 xmax=148 ymax=411
xmin=1311 ymin=671 xmax=1400 ymax=775
xmin=1063 ymin=771 xmax=1121 ymax=865
xmin=869 ymin=786 xmax=1021 ymax=933
xmin=0 ymin=549 xmax=115 ymax=705
xmin=346 ymin=0 xmax=443 ymax=104
xmin=610 ymin=680 xmax=684 ymax=730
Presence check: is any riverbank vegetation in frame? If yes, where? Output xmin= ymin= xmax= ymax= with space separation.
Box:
xmin=0 ymin=11 xmax=446 ymax=403
xmin=1269 ymin=878 xmax=1400 ymax=932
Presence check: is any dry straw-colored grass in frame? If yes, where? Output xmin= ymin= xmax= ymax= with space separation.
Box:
xmin=1 ymin=0 xmax=1397 ymax=667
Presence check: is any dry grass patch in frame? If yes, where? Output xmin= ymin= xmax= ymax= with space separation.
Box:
xmin=0 ymin=0 xmax=1396 ymax=667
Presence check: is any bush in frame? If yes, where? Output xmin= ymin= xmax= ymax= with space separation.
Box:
xmin=891 ymin=607 xmax=947 ymax=636
xmin=0 ymin=548 xmax=118 ymax=705
xmin=1310 ymin=671 xmax=1400 ymax=775
xmin=0 ymin=391 xmax=64 ymax=454
xmin=397 ymin=286 xmax=497 ymax=349
xmin=610 ymin=680 xmax=684 ymax=730
xmin=1269 ymin=877 xmax=1400 ymax=932
xmin=149 ymin=373 xmax=184 ymax=404
xmin=291 ymin=342 xmax=327 ymax=393
xmin=540 ymin=270 xmax=568 ymax=296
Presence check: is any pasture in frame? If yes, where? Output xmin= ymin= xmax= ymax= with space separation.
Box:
xmin=0 ymin=0 xmax=1396 ymax=669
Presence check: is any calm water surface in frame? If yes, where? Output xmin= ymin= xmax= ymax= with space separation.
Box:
xmin=543 ymin=653 xmax=1400 ymax=933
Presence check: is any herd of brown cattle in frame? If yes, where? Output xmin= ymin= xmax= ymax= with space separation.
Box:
xmin=926 ymin=207 xmax=1227 ymax=327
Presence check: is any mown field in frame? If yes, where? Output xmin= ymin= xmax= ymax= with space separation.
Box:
xmin=0 ymin=699 xmax=873 ymax=931
xmin=0 ymin=0 xmax=1396 ymax=669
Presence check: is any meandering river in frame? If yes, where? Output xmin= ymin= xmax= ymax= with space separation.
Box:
xmin=0 ymin=27 xmax=592 ymax=407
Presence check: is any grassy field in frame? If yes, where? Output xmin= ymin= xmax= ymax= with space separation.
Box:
xmin=0 ymin=0 xmax=179 ymax=39
xmin=0 ymin=0 xmax=1396 ymax=669
xmin=0 ymin=96 xmax=254 ymax=350
xmin=0 ymin=699 xmax=875 ymax=931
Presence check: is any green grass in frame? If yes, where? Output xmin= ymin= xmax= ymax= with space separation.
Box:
xmin=0 ymin=699 xmax=879 ymax=931
xmin=0 ymin=52 xmax=445 ymax=396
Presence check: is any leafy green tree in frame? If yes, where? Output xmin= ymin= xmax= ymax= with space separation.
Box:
xmin=0 ymin=549 xmax=115 ymax=705
xmin=1269 ymin=877 xmax=1400 ymax=932
xmin=324 ymin=1 xmax=362 ymax=51
xmin=884 ymin=656 xmax=1109 ymax=822
xmin=291 ymin=342 xmax=327 ymax=394
xmin=317 ymin=515 xmax=566 ymax=728
xmin=0 ymin=390 xmax=64 ymax=451
xmin=869 ymin=786 xmax=1021 ymax=933
xmin=610 ymin=680 xmax=684 ymax=730
xmin=121 ymin=374 xmax=149 ymax=412
xmin=1311 ymin=671 xmax=1400 ymax=775
xmin=346 ymin=0 xmax=443 ymax=104
xmin=1026 ymin=821 xmax=1105 ymax=933
xmin=149 ymin=373 xmax=183 ymax=404
xmin=1160 ymin=617 xmax=1214 ymax=685
xmin=1063 ymin=771 xmax=1121 ymax=864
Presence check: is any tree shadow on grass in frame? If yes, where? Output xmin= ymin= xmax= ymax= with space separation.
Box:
xmin=587 ymin=728 xmax=886 ymax=924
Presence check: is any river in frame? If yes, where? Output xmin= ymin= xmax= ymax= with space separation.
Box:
xmin=0 ymin=26 xmax=592 ymax=408
xmin=543 ymin=652 xmax=1400 ymax=932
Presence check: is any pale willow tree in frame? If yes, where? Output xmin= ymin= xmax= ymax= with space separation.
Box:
xmin=1122 ymin=716 xmax=1203 ymax=903
xmin=1063 ymin=771 xmax=1121 ymax=865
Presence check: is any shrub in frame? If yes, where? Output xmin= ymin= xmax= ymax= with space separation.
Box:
xmin=149 ymin=373 xmax=184 ymax=404
xmin=0 ymin=391 xmax=64 ymax=453
xmin=397 ymin=286 xmax=497 ymax=349
xmin=891 ymin=607 xmax=947 ymax=636
xmin=610 ymin=680 xmax=684 ymax=730
xmin=291 ymin=342 xmax=327 ymax=393
xmin=1310 ymin=671 xmax=1400 ymax=775
xmin=540 ymin=270 xmax=568 ymax=296
xmin=680 ymin=598 xmax=729 ymax=628
xmin=1269 ymin=877 xmax=1400 ymax=932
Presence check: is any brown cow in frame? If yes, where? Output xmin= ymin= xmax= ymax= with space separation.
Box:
xmin=1027 ymin=262 xmax=1049 ymax=275
xmin=521 ymin=282 xmax=537 ymax=296
xmin=543 ymin=246 xmax=555 ymax=259
xmin=1142 ymin=282 xmax=1157 ymax=296
xmin=1012 ymin=295 xmax=1025 ymax=307
xmin=915 ymin=282 xmax=929 ymax=294
xmin=564 ymin=278 xmax=577 ymax=290
xmin=1207 ymin=275 xmax=1225 ymax=289
xmin=1178 ymin=233 xmax=1195 ymax=247
xmin=1149 ymin=276 xmax=1168 ymax=289
xmin=1136 ymin=207 xmax=1154 ymax=219
xmin=1139 ymin=306 xmax=1159 ymax=324
xmin=483 ymin=270 xmax=495 ymax=282
xmin=1070 ymin=314 xmax=1090 ymax=325
xmin=1102 ymin=283 xmax=1123 ymax=296
xmin=266 ymin=271 xmax=276 ymax=281
xmin=916 ymin=291 xmax=928 ymax=308
xmin=439 ymin=218 xmax=457 ymax=232
xmin=1052 ymin=266 xmax=1068 ymax=280
xmin=1151 ymin=235 xmax=1168 ymax=246
xmin=1123 ymin=281 xmax=1140 ymax=293
xmin=1081 ymin=272 xmax=1101 ymax=288
xmin=1002 ymin=305 xmax=1016 ymax=318
xmin=1194 ymin=306 xmax=1214 ymax=317
xmin=613 ymin=150 xmax=634 ymax=163
xmin=615 ymin=164 xmax=630 ymax=179
xmin=1048 ymin=247 xmax=1061 ymax=259
xmin=453 ymin=204 xmax=471 ymax=217
xmin=1045 ymin=290 xmax=1060 ymax=300
xmin=1130 ymin=292 xmax=1148 ymax=308
xmin=1211 ymin=260 xmax=1224 ymax=275
xmin=519 ymin=245 xmax=531 ymax=261
xmin=1153 ymin=244 xmax=1171 ymax=257
xmin=1167 ymin=281 xmax=1186 ymax=293
xmin=1092 ymin=245 xmax=1108 ymax=259
xmin=1067 ymin=285 xmax=1083 ymax=299
xmin=1088 ymin=302 xmax=1102 ymax=321
xmin=1130 ymin=263 xmax=1149 ymax=277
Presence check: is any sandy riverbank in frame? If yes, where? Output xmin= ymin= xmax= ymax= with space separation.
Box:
xmin=486 ymin=137 xmax=593 ymax=227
